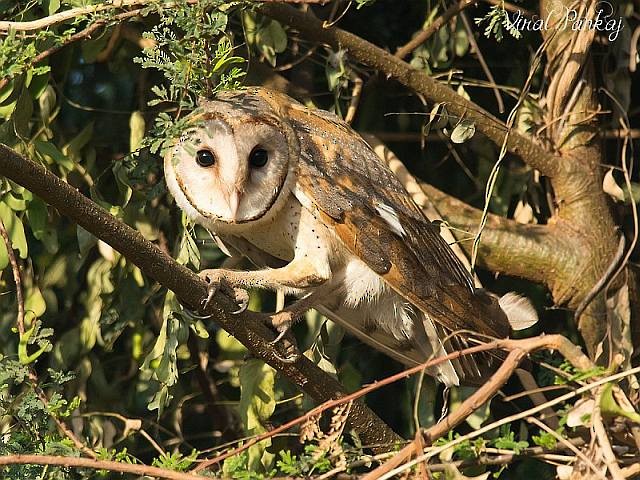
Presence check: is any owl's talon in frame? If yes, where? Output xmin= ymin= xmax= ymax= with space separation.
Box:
xmin=269 ymin=328 xmax=289 ymax=346
xmin=181 ymin=306 xmax=215 ymax=320
xmin=197 ymin=269 xmax=249 ymax=315
xmin=272 ymin=349 xmax=300 ymax=364
xmin=267 ymin=311 xmax=297 ymax=344
xmin=231 ymin=289 xmax=249 ymax=314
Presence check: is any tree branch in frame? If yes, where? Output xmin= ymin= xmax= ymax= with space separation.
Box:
xmin=394 ymin=0 xmax=476 ymax=60
xmin=0 ymin=145 xmax=401 ymax=448
xmin=0 ymin=454 xmax=211 ymax=480
xmin=421 ymin=183 xmax=568 ymax=284
xmin=260 ymin=3 xmax=565 ymax=179
xmin=0 ymin=0 xmax=328 ymax=32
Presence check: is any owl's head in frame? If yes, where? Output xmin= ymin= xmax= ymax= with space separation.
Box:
xmin=164 ymin=88 xmax=298 ymax=227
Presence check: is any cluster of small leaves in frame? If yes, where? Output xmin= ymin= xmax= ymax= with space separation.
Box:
xmin=555 ymin=360 xmax=607 ymax=384
xmin=152 ymin=449 xmax=199 ymax=472
xmin=222 ymin=445 xmax=337 ymax=479
xmin=475 ymin=3 xmax=522 ymax=42
xmin=492 ymin=425 xmax=529 ymax=454
xmin=0 ymin=359 xmax=80 ymax=479
xmin=410 ymin=10 xmax=470 ymax=73
xmin=134 ymin=0 xmax=245 ymax=112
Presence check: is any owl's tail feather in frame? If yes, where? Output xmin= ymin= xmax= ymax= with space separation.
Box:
xmin=499 ymin=292 xmax=539 ymax=331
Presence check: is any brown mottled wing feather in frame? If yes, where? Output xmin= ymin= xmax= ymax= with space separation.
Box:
xmin=287 ymin=103 xmax=510 ymax=341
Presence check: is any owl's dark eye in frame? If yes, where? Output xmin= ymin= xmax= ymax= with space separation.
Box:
xmin=249 ymin=147 xmax=268 ymax=168
xmin=196 ymin=149 xmax=216 ymax=168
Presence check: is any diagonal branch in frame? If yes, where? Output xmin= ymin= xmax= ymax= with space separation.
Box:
xmin=394 ymin=0 xmax=476 ymax=60
xmin=260 ymin=3 xmax=566 ymax=179
xmin=0 ymin=144 xmax=401 ymax=448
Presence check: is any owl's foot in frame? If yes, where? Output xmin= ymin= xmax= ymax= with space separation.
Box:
xmin=269 ymin=325 xmax=300 ymax=364
xmin=185 ymin=269 xmax=249 ymax=319
xmin=268 ymin=310 xmax=299 ymax=345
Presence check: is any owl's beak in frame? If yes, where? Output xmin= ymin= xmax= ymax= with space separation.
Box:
xmin=227 ymin=188 xmax=241 ymax=220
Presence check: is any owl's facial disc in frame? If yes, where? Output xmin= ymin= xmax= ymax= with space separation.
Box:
xmin=165 ymin=115 xmax=291 ymax=225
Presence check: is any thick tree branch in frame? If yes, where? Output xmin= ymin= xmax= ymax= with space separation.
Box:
xmin=260 ymin=3 xmax=566 ymax=179
xmin=537 ymin=0 xmax=620 ymax=357
xmin=0 ymin=145 xmax=401 ymax=448
xmin=421 ymin=183 xmax=570 ymax=284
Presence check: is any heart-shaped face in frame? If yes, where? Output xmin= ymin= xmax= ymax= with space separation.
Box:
xmin=164 ymin=89 xmax=297 ymax=227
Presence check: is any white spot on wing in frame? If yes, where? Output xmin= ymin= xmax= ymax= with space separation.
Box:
xmin=374 ymin=202 xmax=406 ymax=237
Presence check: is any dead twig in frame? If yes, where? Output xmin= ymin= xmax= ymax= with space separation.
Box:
xmin=459 ymin=11 xmax=504 ymax=113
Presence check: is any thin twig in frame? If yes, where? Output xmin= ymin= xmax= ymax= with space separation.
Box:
xmin=527 ymin=416 xmax=605 ymax=480
xmin=0 ymin=454 xmax=212 ymax=480
xmin=459 ymin=11 xmax=504 ymax=113
xmin=0 ymin=0 xmax=328 ymax=32
xmin=344 ymin=76 xmax=363 ymax=124
xmin=394 ymin=0 xmax=477 ymax=60
xmin=592 ymin=388 xmax=625 ymax=480
xmin=377 ymin=366 xmax=640 ymax=480
xmin=28 ymin=372 xmax=98 ymax=459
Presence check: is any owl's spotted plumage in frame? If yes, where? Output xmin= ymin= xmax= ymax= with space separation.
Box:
xmin=164 ymin=87 xmax=536 ymax=386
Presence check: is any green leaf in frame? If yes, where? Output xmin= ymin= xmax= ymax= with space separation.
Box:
xmin=63 ymin=122 xmax=94 ymax=163
xmin=24 ymin=286 xmax=47 ymax=324
xmin=81 ymin=30 xmax=112 ymax=63
xmin=34 ymin=139 xmax=73 ymax=170
xmin=600 ymin=383 xmax=640 ymax=423
xmin=239 ymin=359 xmax=276 ymax=433
xmin=129 ymin=111 xmax=145 ymax=152
xmin=3 ymin=192 xmax=27 ymax=211
xmin=77 ymin=225 xmax=97 ymax=257
xmin=47 ymin=0 xmax=61 ymax=14
xmin=258 ymin=20 xmax=287 ymax=67
xmin=0 ymin=229 xmax=7 ymax=270
xmin=0 ymin=201 xmax=28 ymax=259
xmin=26 ymin=198 xmax=47 ymax=240
xmin=13 ymin=88 xmax=33 ymax=137
xmin=38 ymin=84 xmax=56 ymax=125
xmin=450 ymin=119 xmax=476 ymax=144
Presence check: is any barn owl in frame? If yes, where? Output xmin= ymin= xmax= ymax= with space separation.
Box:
xmin=164 ymin=88 xmax=537 ymax=386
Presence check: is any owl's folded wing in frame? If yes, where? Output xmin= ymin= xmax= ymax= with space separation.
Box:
xmin=288 ymin=104 xmax=511 ymax=342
